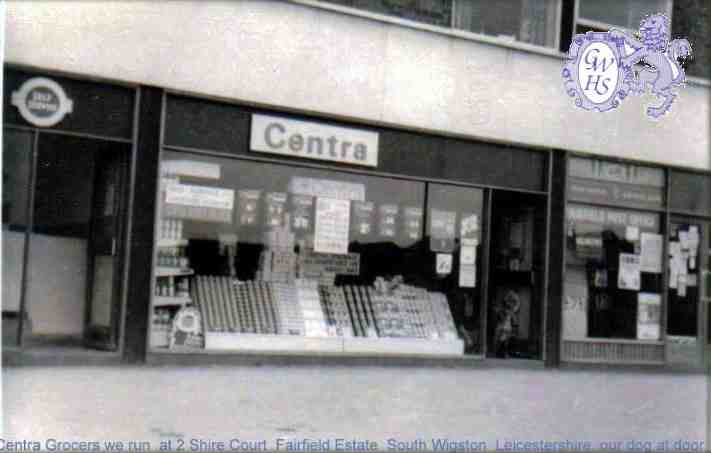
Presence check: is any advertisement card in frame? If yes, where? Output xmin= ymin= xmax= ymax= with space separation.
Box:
xmin=618 ymin=253 xmax=641 ymax=291
xmin=378 ymin=204 xmax=399 ymax=238
xmin=238 ymin=189 xmax=261 ymax=226
xmin=436 ymin=253 xmax=453 ymax=275
xmin=352 ymin=201 xmax=375 ymax=236
xmin=314 ymin=197 xmax=350 ymax=255
xmin=430 ymin=209 xmax=456 ymax=253
xmin=402 ymin=207 xmax=423 ymax=241
xmin=640 ymin=233 xmax=662 ymax=274
xmin=459 ymin=264 xmax=476 ymax=288
xmin=637 ymin=293 xmax=661 ymax=340
xmin=460 ymin=213 xmax=479 ymax=239
xmin=290 ymin=194 xmax=313 ymax=231
xmin=264 ymin=192 xmax=287 ymax=228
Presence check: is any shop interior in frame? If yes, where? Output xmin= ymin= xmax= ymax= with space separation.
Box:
xmin=2 ymin=129 xmax=128 ymax=351
xmin=486 ymin=190 xmax=546 ymax=359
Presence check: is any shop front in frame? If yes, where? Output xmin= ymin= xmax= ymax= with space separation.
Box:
xmin=560 ymin=155 xmax=711 ymax=368
xmin=3 ymin=66 xmax=708 ymax=371
xmin=2 ymin=67 xmax=138 ymax=362
xmin=146 ymin=93 xmax=552 ymax=362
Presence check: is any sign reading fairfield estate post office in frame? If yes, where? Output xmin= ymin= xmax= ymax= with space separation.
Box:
xmin=562 ymin=13 xmax=692 ymax=119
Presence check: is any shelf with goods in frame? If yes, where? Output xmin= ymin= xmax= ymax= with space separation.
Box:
xmin=190 ymin=275 xmax=465 ymax=356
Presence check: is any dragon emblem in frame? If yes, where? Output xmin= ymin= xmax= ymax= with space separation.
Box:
xmin=563 ymin=13 xmax=692 ymax=118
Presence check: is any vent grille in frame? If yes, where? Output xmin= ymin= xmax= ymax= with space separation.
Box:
xmin=562 ymin=340 xmax=664 ymax=364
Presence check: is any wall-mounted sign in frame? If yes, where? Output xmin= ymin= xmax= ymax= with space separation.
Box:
xmin=568 ymin=157 xmax=665 ymax=209
xmin=251 ymin=114 xmax=379 ymax=167
xmin=11 ymin=77 xmax=74 ymax=127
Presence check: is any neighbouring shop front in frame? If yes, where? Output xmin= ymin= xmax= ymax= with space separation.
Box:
xmin=3 ymin=66 xmax=709 ymax=370
xmin=560 ymin=155 xmax=711 ymax=367
xmin=2 ymin=67 xmax=137 ymax=358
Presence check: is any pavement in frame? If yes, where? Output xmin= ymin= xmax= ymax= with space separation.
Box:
xmin=2 ymin=364 xmax=708 ymax=452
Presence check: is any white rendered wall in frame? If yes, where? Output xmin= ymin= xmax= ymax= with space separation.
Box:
xmin=4 ymin=1 xmax=710 ymax=170
xmin=6 ymin=0 xmax=711 ymax=169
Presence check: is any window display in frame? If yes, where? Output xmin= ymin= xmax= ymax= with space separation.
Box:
xmin=564 ymin=204 xmax=663 ymax=340
xmin=151 ymin=151 xmax=484 ymax=356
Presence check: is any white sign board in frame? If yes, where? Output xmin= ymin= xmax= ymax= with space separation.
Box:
xmin=165 ymin=183 xmax=234 ymax=210
xmin=618 ymin=253 xmax=641 ymax=291
xmin=251 ymin=114 xmax=379 ymax=167
xmin=314 ymin=197 xmax=350 ymax=255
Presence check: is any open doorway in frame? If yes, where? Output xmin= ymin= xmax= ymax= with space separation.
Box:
xmin=486 ymin=190 xmax=547 ymax=359
xmin=2 ymin=131 xmax=130 ymax=352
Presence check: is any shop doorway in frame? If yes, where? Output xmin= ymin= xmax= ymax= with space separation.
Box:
xmin=3 ymin=131 xmax=130 ymax=352
xmin=666 ymin=217 xmax=709 ymax=366
xmin=486 ymin=190 xmax=547 ymax=359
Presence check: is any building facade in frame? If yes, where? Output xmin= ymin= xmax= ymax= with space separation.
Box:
xmin=3 ymin=0 xmax=711 ymax=408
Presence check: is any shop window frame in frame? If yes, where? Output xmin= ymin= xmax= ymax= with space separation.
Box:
xmin=151 ymin=90 xmax=553 ymax=363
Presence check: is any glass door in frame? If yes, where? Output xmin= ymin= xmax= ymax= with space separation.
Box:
xmin=2 ymin=129 xmax=34 ymax=346
xmin=666 ymin=218 xmax=708 ymax=366
xmin=84 ymin=144 xmax=129 ymax=350
xmin=19 ymin=133 xmax=129 ymax=351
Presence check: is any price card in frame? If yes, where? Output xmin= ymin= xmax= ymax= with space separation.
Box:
xmin=314 ymin=197 xmax=350 ymax=255
xmin=378 ymin=204 xmax=399 ymax=238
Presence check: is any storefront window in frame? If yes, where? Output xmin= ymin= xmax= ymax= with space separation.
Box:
xmin=2 ymin=129 xmax=33 ymax=345
xmin=563 ymin=158 xmax=665 ymax=342
xmin=151 ymin=151 xmax=484 ymax=356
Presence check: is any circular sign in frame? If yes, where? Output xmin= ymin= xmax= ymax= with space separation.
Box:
xmin=11 ymin=77 xmax=73 ymax=127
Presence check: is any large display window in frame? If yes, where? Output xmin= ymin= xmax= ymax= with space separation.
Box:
xmin=150 ymin=151 xmax=485 ymax=357
xmin=562 ymin=157 xmax=667 ymax=363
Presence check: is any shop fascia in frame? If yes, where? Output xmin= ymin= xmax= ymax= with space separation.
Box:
xmin=250 ymin=114 xmax=379 ymax=167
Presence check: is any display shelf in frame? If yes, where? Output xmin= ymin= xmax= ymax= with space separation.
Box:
xmin=153 ymin=295 xmax=192 ymax=307
xmin=155 ymin=267 xmax=194 ymax=277
xmin=204 ymin=332 xmax=344 ymax=353
xmin=157 ymin=238 xmax=188 ymax=247
xmin=343 ymin=337 xmax=465 ymax=356
xmin=201 ymin=332 xmax=465 ymax=356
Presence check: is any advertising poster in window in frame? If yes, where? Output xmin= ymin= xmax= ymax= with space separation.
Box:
xmin=640 ymin=232 xmax=663 ymax=274
xmin=618 ymin=253 xmax=641 ymax=290
xmin=459 ymin=245 xmax=476 ymax=288
xmin=165 ymin=183 xmax=234 ymax=223
xmin=352 ymin=201 xmax=374 ymax=236
xmin=290 ymin=194 xmax=313 ymax=232
xmin=378 ymin=204 xmax=399 ymax=238
xmin=314 ymin=197 xmax=350 ymax=255
xmin=264 ymin=192 xmax=287 ymax=228
xmin=460 ymin=212 xmax=479 ymax=241
xmin=436 ymin=253 xmax=453 ymax=275
xmin=402 ymin=207 xmax=423 ymax=241
xmin=238 ymin=189 xmax=261 ymax=226
xmin=637 ymin=293 xmax=661 ymax=340
xmin=430 ymin=209 xmax=456 ymax=253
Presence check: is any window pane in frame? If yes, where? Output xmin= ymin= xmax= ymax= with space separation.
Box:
xmin=670 ymin=171 xmax=711 ymax=215
xmin=2 ymin=129 xmax=33 ymax=314
xmin=667 ymin=221 xmax=703 ymax=338
xmin=153 ymin=151 xmax=483 ymax=356
xmin=578 ymin=0 xmax=670 ymax=30
xmin=319 ymin=0 xmax=453 ymax=27
xmin=453 ymin=0 xmax=559 ymax=47
xmin=672 ymin=0 xmax=711 ymax=79
xmin=563 ymin=204 xmax=663 ymax=340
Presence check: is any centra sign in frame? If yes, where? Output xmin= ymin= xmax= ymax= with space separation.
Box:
xmin=250 ymin=114 xmax=379 ymax=167
xmin=11 ymin=77 xmax=74 ymax=127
